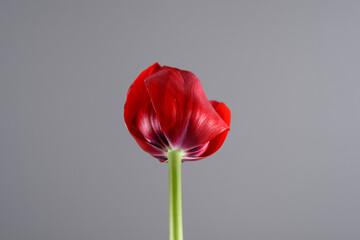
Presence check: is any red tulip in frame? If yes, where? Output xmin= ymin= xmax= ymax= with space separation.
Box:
xmin=124 ymin=63 xmax=231 ymax=162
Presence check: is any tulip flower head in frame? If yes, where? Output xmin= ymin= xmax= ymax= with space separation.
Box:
xmin=124 ymin=63 xmax=231 ymax=162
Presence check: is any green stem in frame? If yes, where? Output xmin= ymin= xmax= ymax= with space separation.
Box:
xmin=167 ymin=150 xmax=183 ymax=240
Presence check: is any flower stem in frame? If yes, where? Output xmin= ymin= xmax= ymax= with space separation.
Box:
xmin=167 ymin=150 xmax=183 ymax=240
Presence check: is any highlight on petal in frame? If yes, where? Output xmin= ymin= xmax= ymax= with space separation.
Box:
xmin=182 ymin=141 xmax=210 ymax=161
xmin=145 ymin=67 xmax=229 ymax=150
xmin=135 ymin=101 xmax=170 ymax=152
xmin=133 ymin=136 xmax=168 ymax=162
xmin=199 ymin=101 xmax=231 ymax=159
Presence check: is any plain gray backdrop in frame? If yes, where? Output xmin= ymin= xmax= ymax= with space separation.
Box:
xmin=1 ymin=0 xmax=360 ymax=239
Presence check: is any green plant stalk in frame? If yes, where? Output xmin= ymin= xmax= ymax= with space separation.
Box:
xmin=167 ymin=150 xmax=183 ymax=240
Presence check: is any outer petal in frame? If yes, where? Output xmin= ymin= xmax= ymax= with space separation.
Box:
xmin=124 ymin=63 xmax=166 ymax=160
xmin=124 ymin=63 xmax=161 ymax=137
xmin=145 ymin=67 xmax=229 ymax=150
xmin=199 ymin=100 xmax=231 ymax=158
xmin=134 ymin=101 xmax=170 ymax=151
xmin=133 ymin=137 xmax=168 ymax=162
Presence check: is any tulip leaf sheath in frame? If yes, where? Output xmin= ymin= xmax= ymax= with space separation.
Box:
xmin=168 ymin=150 xmax=183 ymax=240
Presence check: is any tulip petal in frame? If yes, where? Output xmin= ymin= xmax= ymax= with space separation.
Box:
xmin=133 ymin=136 xmax=168 ymax=162
xmin=124 ymin=63 xmax=161 ymax=138
xmin=145 ymin=67 xmax=229 ymax=150
xmin=200 ymin=101 xmax=231 ymax=158
xmin=135 ymin=101 xmax=170 ymax=151
xmin=182 ymin=141 xmax=209 ymax=161
xmin=124 ymin=63 xmax=165 ymax=159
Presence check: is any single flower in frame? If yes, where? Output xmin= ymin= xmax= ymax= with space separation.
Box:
xmin=124 ymin=63 xmax=231 ymax=161
xmin=124 ymin=63 xmax=231 ymax=240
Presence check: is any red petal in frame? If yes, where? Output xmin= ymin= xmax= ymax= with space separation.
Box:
xmin=135 ymin=101 xmax=170 ymax=151
xmin=124 ymin=63 xmax=164 ymax=158
xmin=133 ymin=136 xmax=168 ymax=162
xmin=145 ymin=67 xmax=229 ymax=150
xmin=200 ymin=101 xmax=231 ymax=158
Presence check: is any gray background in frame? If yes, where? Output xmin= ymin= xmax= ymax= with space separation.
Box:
xmin=1 ymin=0 xmax=360 ymax=239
